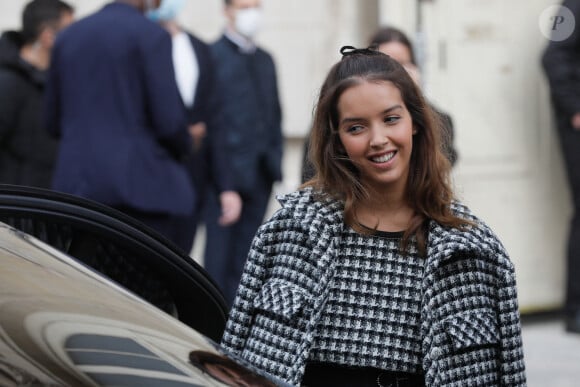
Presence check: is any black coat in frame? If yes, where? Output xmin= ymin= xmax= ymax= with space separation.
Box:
xmin=209 ymin=35 xmax=283 ymax=194
xmin=0 ymin=31 xmax=58 ymax=188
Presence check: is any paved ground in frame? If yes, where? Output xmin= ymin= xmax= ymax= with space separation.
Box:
xmin=522 ymin=317 xmax=580 ymax=386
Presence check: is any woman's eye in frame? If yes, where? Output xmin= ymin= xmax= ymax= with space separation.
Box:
xmin=346 ymin=125 xmax=364 ymax=133
xmin=385 ymin=116 xmax=400 ymax=124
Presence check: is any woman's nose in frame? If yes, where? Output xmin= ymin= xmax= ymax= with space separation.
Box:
xmin=369 ymin=126 xmax=388 ymax=148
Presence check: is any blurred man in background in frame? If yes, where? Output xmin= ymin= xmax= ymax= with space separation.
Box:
xmin=45 ymin=0 xmax=195 ymax=250
xmin=148 ymin=0 xmax=242 ymax=254
xmin=204 ymin=0 xmax=283 ymax=306
xmin=0 ymin=0 xmax=73 ymax=188
xmin=542 ymin=0 xmax=580 ymax=334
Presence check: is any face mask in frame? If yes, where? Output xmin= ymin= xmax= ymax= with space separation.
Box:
xmin=147 ymin=0 xmax=185 ymax=21
xmin=235 ymin=7 xmax=262 ymax=39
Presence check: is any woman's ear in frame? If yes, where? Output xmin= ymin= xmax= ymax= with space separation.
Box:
xmin=412 ymin=126 xmax=418 ymax=135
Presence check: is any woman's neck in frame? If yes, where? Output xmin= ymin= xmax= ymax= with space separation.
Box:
xmin=355 ymin=190 xmax=414 ymax=232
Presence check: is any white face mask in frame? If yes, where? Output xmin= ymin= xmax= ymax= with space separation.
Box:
xmin=234 ymin=7 xmax=262 ymax=39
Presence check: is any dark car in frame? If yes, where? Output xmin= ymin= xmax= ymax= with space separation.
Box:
xmin=0 ymin=185 xmax=287 ymax=387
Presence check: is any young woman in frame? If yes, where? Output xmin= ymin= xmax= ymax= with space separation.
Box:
xmin=220 ymin=47 xmax=526 ymax=387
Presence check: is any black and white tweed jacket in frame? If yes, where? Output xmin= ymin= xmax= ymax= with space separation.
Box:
xmin=221 ymin=188 xmax=526 ymax=386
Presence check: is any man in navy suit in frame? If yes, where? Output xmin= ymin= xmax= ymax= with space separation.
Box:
xmin=44 ymin=0 xmax=194 ymax=250
xmin=204 ymin=0 xmax=283 ymax=306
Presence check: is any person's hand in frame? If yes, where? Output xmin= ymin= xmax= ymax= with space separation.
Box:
xmin=188 ymin=122 xmax=207 ymax=150
xmin=571 ymin=113 xmax=580 ymax=131
xmin=218 ymin=190 xmax=242 ymax=226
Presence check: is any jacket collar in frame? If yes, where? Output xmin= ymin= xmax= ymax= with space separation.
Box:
xmin=223 ymin=28 xmax=257 ymax=54
xmin=425 ymin=203 xmax=506 ymax=272
xmin=278 ymin=188 xmax=344 ymax=276
xmin=278 ymin=189 xmax=503 ymax=271
xmin=277 ymin=188 xmax=343 ymax=232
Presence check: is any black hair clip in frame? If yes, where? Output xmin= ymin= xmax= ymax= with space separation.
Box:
xmin=340 ymin=45 xmax=380 ymax=58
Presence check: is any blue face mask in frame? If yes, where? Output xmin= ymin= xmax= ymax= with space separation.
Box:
xmin=147 ymin=0 xmax=185 ymax=22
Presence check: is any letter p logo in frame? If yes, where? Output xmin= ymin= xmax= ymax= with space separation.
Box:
xmin=551 ymin=15 xmax=565 ymax=31
xmin=540 ymin=6 xmax=575 ymax=41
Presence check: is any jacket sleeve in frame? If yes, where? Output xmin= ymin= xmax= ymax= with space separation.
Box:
xmin=497 ymin=266 xmax=527 ymax=386
xmin=220 ymin=231 xmax=269 ymax=354
xmin=541 ymin=0 xmax=580 ymax=118
xmin=142 ymin=29 xmax=190 ymax=160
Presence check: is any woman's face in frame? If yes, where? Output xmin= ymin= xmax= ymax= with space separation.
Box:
xmin=337 ymin=80 xmax=415 ymax=195
xmin=378 ymin=41 xmax=421 ymax=85
xmin=377 ymin=41 xmax=413 ymax=67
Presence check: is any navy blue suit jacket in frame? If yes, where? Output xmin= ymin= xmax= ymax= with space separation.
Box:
xmin=185 ymin=33 xmax=232 ymax=194
xmin=209 ymin=35 xmax=283 ymax=195
xmin=45 ymin=2 xmax=193 ymax=215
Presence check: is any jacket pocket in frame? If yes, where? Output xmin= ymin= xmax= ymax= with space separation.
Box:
xmin=429 ymin=311 xmax=501 ymax=386
xmin=443 ymin=310 xmax=500 ymax=351
xmin=253 ymin=279 xmax=311 ymax=321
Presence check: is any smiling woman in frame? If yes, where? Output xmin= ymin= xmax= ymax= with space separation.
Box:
xmin=336 ymin=81 xmax=415 ymax=217
xmin=307 ymin=46 xmax=463 ymax=253
xmin=337 ymin=81 xmax=417 ymax=234
xmin=219 ymin=46 xmax=527 ymax=387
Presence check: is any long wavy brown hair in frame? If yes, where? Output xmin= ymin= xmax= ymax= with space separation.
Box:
xmin=303 ymin=48 xmax=470 ymax=256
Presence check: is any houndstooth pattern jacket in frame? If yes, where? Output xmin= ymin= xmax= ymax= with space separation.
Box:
xmin=221 ymin=188 xmax=526 ymax=386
